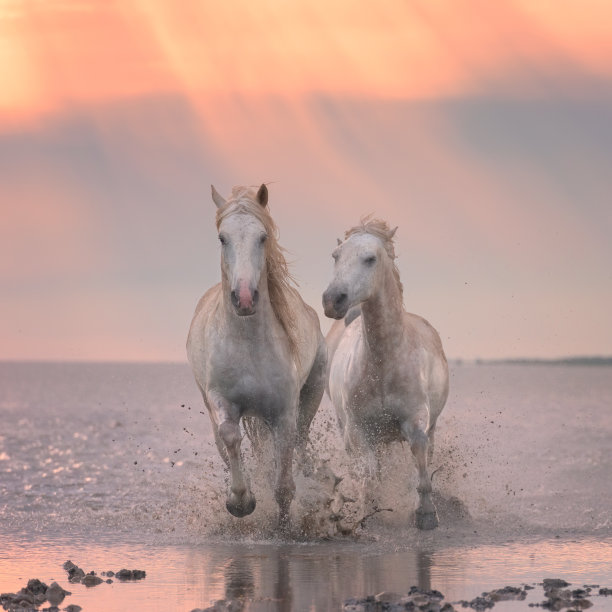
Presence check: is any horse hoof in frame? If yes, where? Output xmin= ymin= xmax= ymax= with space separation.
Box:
xmin=415 ymin=509 xmax=438 ymax=530
xmin=226 ymin=494 xmax=256 ymax=518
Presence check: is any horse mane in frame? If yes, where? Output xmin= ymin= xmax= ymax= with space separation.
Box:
xmin=215 ymin=185 xmax=300 ymax=359
xmin=344 ymin=216 xmax=404 ymax=299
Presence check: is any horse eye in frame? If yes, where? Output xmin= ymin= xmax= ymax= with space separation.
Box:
xmin=332 ymin=252 xmax=339 ymax=261
xmin=260 ymin=234 xmax=268 ymax=245
xmin=218 ymin=234 xmax=227 ymax=246
xmin=364 ymin=255 xmax=376 ymax=265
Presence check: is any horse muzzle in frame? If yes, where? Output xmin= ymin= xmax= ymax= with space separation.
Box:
xmin=231 ymin=286 xmax=259 ymax=316
xmin=322 ymin=288 xmax=349 ymax=319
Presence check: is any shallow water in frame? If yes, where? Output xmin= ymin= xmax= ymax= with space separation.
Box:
xmin=1 ymin=362 xmax=611 ymax=610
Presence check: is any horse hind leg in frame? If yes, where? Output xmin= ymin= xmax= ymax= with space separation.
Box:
xmin=401 ymin=416 xmax=439 ymax=530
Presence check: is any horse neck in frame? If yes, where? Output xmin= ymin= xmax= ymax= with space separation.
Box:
xmin=360 ymin=260 xmax=404 ymax=363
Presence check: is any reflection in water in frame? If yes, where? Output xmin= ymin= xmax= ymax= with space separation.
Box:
xmin=0 ymin=536 xmax=612 ymax=611
xmin=206 ymin=543 xmax=434 ymax=610
xmin=417 ymin=549 xmax=433 ymax=592
xmin=224 ymin=557 xmax=255 ymax=602
xmin=273 ymin=548 xmax=292 ymax=612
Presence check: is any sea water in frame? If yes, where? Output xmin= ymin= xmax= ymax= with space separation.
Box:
xmin=0 ymin=362 xmax=611 ymax=610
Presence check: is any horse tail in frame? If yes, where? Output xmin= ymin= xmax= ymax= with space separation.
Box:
xmin=242 ymin=416 xmax=270 ymax=455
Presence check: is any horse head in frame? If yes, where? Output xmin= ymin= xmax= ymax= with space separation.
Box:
xmin=323 ymin=220 xmax=398 ymax=319
xmin=213 ymin=184 xmax=269 ymax=316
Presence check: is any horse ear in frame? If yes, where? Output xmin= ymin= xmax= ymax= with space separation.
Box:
xmin=211 ymin=185 xmax=226 ymax=209
xmin=389 ymin=226 xmax=398 ymax=239
xmin=256 ymin=184 xmax=268 ymax=207
xmin=336 ymin=238 xmax=342 ymax=246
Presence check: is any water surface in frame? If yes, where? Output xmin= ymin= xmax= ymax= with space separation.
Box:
xmin=1 ymin=362 xmax=611 ymax=610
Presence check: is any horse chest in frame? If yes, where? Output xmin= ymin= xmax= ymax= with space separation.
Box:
xmin=208 ymin=339 xmax=296 ymax=414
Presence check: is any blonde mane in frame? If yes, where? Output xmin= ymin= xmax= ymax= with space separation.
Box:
xmin=345 ymin=216 xmax=404 ymax=299
xmin=215 ymin=185 xmax=300 ymax=358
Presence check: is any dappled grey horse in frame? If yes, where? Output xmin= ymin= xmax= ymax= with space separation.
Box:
xmin=323 ymin=218 xmax=449 ymax=530
xmin=187 ymin=184 xmax=326 ymax=530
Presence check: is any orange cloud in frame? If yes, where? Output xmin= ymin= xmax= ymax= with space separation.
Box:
xmin=2 ymin=0 xmax=612 ymax=125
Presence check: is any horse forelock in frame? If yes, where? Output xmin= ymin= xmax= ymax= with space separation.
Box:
xmin=344 ymin=216 xmax=404 ymax=299
xmin=215 ymin=186 xmax=300 ymax=360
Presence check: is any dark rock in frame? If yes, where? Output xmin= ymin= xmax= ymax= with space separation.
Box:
xmin=201 ymin=600 xmax=245 ymax=612
xmin=344 ymin=588 xmax=449 ymax=611
xmin=0 ymin=578 xmax=66 ymax=611
xmin=63 ymin=561 xmax=85 ymax=584
xmin=25 ymin=579 xmax=48 ymax=596
xmin=464 ymin=596 xmax=495 ymax=610
xmin=600 ymin=588 xmax=612 ymax=596
xmin=543 ymin=579 xmax=570 ymax=589
xmin=81 ymin=574 xmax=103 ymax=587
xmin=485 ymin=586 xmax=526 ymax=602
xmin=64 ymin=606 xmax=82 ymax=612
xmin=46 ymin=581 xmax=70 ymax=606
xmin=115 ymin=569 xmax=146 ymax=581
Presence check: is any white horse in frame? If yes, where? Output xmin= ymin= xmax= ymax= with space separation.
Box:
xmin=322 ymin=218 xmax=449 ymax=530
xmin=187 ymin=184 xmax=326 ymax=530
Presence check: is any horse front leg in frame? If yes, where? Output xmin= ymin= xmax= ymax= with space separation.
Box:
xmin=346 ymin=423 xmax=381 ymax=518
xmin=401 ymin=415 xmax=438 ymax=530
xmin=273 ymin=419 xmax=297 ymax=533
xmin=295 ymin=341 xmax=327 ymax=474
xmin=208 ymin=392 xmax=256 ymax=518
xmin=218 ymin=419 xmax=256 ymax=517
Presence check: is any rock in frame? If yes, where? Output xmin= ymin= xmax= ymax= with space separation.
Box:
xmin=600 ymin=588 xmax=612 ymax=596
xmin=25 ymin=578 xmax=48 ymax=596
xmin=543 ymin=579 xmax=570 ymax=589
xmin=485 ymin=586 xmax=526 ymax=602
xmin=344 ymin=587 xmax=448 ymax=611
xmin=374 ymin=591 xmax=403 ymax=604
xmin=46 ymin=581 xmax=70 ymax=606
xmin=115 ymin=569 xmax=146 ymax=581
xmin=81 ymin=574 xmax=104 ymax=587
xmin=63 ymin=561 xmax=85 ymax=583
xmin=0 ymin=578 xmax=54 ymax=610
xmin=201 ymin=600 xmax=245 ymax=612
xmin=464 ymin=596 xmax=495 ymax=610
xmin=64 ymin=606 xmax=82 ymax=612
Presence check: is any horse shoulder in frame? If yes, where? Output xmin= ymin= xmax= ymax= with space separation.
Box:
xmin=186 ymin=284 xmax=222 ymax=369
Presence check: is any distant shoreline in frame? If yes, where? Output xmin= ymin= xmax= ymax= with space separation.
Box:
xmin=453 ymin=356 xmax=612 ymax=367
xmin=1 ymin=357 xmax=611 ymax=367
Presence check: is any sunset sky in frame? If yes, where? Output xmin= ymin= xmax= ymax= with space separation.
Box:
xmin=1 ymin=0 xmax=611 ymax=361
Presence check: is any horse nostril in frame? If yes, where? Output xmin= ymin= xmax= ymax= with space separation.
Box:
xmin=334 ymin=293 xmax=348 ymax=309
xmin=252 ymin=289 xmax=259 ymax=305
xmin=230 ymin=290 xmax=240 ymax=308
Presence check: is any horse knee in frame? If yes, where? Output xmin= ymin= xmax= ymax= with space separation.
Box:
xmin=402 ymin=423 xmax=428 ymax=453
xmin=218 ymin=421 xmax=241 ymax=449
